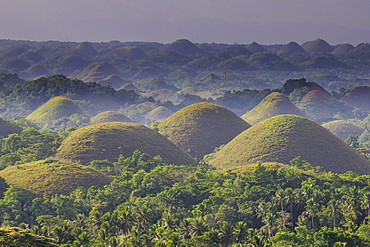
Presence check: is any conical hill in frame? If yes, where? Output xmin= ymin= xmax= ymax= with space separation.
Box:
xmin=241 ymin=92 xmax=308 ymax=125
xmin=301 ymin=39 xmax=334 ymax=53
xmin=146 ymin=106 xmax=173 ymax=122
xmin=90 ymin=111 xmax=134 ymax=124
xmin=26 ymin=96 xmax=88 ymax=124
xmin=277 ymin=42 xmax=307 ymax=57
xmin=207 ymin=115 xmax=370 ymax=175
xmin=323 ymin=120 xmax=365 ymax=140
xmin=342 ymin=86 xmax=370 ymax=111
xmin=0 ymin=117 xmax=22 ymax=138
xmin=331 ymin=44 xmax=355 ymax=55
xmin=0 ymin=159 xmax=112 ymax=197
xmin=246 ymin=42 xmax=266 ymax=53
xmin=158 ymin=103 xmax=251 ymax=159
xmin=55 ymin=122 xmax=195 ymax=165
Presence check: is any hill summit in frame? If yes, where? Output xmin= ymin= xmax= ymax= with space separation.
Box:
xmin=207 ymin=115 xmax=370 ymax=175
xmin=55 ymin=122 xmax=195 ymax=166
xmin=26 ymin=96 xmax=88 ymax=124
xmin=158 ymin=102 xmax=251 ymax=159
xmin=241 ymin=92 xmax=307 ymax=125
xmin=90 ymin=111 xmax=134 ymax=124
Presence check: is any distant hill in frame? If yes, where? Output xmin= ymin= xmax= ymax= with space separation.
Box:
xmin=96 ymin=74 xmax=127 ymax=89
xmin=90 ymin=111 xmax=134 ymax=124
xmin=26 ymin=96 xmax=88 ymax=124
xmin=331 ymin=44 xmax=355 ymax=55
xmin=301 ymin=39 xmax=334 ymax=53
xmin=158 ymin=102 xmax=251 ymax=159
xmin=145 ymin=106 xmax=173 ymax=122
xmin=21 ymin=64 xmax=50 ymax=79
xmin=0 ymin=158 xmax=112 ymax=197
xmin=70 ymin=61 xmax=120 ymax=82
xmin=246 ymin=42 xmax=266 ymax=53
xmin=241 ymin=92 xmax=307 ymax=125
xmin=323 ymin=120 xmax=365 ymax=140
xmin=166 ymin=39 xmax=206 ymax=55
xmin=342 ymin=85 xmax=370 ymax=111
xmin=277 ymin=41 xmax=307 ymax=57
xmin=0 ymin=117 xmax=22 ymax=138
xmin=55 ymin=122 xmax=196 ymax=165
xmin=73 ymin=42 xmax=98 ymax=57
xmin=207 ymin=115 xmax=370 ymax=174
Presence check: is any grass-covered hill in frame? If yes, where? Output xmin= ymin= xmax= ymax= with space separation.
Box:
xmin=55 ymin=122 xmax=195 ymax=165
xmin=331 ymin=43 xmax=355 ymax=55
xmin=241 ymin=92 xmax=307 ymax=125
xmin=165 ymin=39 xmax=206 ymax=55
xmin=277 ymin=41 xmax=307 ymax=57
xmin=301 ymin=39 xmax=334 ymax=53
xmin=90 ymin=111 xmax=134 ymax=124
xmin=145 ymin=106 xmax=173 ymax=122
xmin=0 ymin=159 xmax=112 ymax=197
xmin=158 ymin=102 xmax=251 ymax=159
xmin=323 ymin=120 xmax=365 ymax=140
xmin=0 ymin=227 xmax=57 ymax=247
xmin=207 ymin=115 xmax=370 ymax=174
xmin=342 ymin=85 xmax=370 ymax=111
xmin=0 ymin=117 xmax=22 ymax=138
xmin=26 ymin=96 xmax=88 ymax=124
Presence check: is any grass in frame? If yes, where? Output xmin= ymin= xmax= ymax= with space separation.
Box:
xmin=90 ymin=111 xmax=134 ymax=124
xmin=343 ymin=85 xmax=370 ymax=111
xmin=158 ymin=102 xmax=251 ymax=159
xmin=26 ymin=96 xmax=88 ymax=124
xmin=0 ymin=158 xmax=112 ymax=197
xmin=301 ymin=39 xmax=333 ymax=53
xmin=207 ymin=115 xmax=370 ymax=175
xmin=55 ymin=122 xmax=196 ymax=166
xmin=145 ymin=106 xmax=174 ymax=121
xmin=0 ymin=227 xmax=57 ymax=246
xmin=241 ymin=92 xmax=307 ymax=125
xmin=322 ymin=120 xmax=365 ymax=140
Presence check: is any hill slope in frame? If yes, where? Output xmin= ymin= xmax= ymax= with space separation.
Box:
xmin=90 ymin=111 xmax=134 ymax=124
xmin=323 ymin=120 xmax=365 ymax=140
xmin=207 ymin=115 xmax=370 ymax=175
xmin=241 ymin=92 xmax=307 ymax=125
xmin=158 ymin=102 xmax=251 ymax=159
xmin=55 ymin=122 xmax=195 ymax=165
xmin=0 ymin=159 xmax=112 ymax=197
xmin=26 ymin=96 xmax=88 ymax=124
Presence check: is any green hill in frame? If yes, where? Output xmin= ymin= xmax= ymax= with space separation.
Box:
xmin=277 ymin=41 xmax=307 ymax=57
xmin=158 ymin=102 xmax=251 ymax=159
xmin=323 ymin=120 xmax=365 ymax=140
xmin=145 ymin=106 xmax=173 ymax=122
xmin=26 ymin=96 xmax=88 ymax=124
xmin=55 ymin=122 xmax=195 ymax=165
xmin=241 ymin=92 xmax=307 ymax=125
xmin=301 ymin=39 xmax=334 ymax=53
xmin=90 ymin=111 xmax=134 ymax=124
xmin=331 ymin=44 xmax=355 ymax=55
xmin=207 ymin=115 xmax=370 ymax=175
xmin=0 ymin=159 xmax=112 ymax=197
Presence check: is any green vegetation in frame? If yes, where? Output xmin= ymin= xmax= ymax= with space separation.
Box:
xmin=158 ymin=102 xmax=251 ymax=159
xmin=0 ymin=158 xmax=112 ymax=197
xmin=0 ymin=227 xmax=57 ymax=246
xmin=55 ymin=122 xmax=196 ymax=165
xmin=90 ymin=111 xmax=134 ymax=124
xmin=0 ymin=117 xmax=22 ymax=138
xmin=207 ymin=115 xmax=370 ymax=174
xmin=241 ymin=92 xmax=307 ymax=124
xmin=323 ymin=120 xmax=365 ymax=140
xmin=26 ymin=96 xmax=89 ymax=124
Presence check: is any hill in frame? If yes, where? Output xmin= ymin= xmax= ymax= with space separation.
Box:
xmin=0 ymin=159 xmax=112 ymax=197
xmin=158 ymin=102 xmax=251 ymax=159
xmin=342 ymin=85 xmax=370 ymax=111
xmin=166 ymin=39 xmax=206 ymax=55
xmin=301 ymin=39 xmax=334 ymax=53
xmin=145 ymin=106 xmax=173 ymax=122
xmin=0 ymin=117 xmax=22 ymax=138
xmin=96 ymin=74 xmax=127 ymax=89
xmin=241 ymin=92 xmax=307 ymax=125
xmin=26 ymin=96 xmax=88 ymax=124
xmin=277 ymin=41 xmax=307 ymax=57
xmin=323 ymin=120 xmax=365 ymax=140
xmin=246 ymin=42 xmax=266 ymax=53
xmin=70 ymin=61 xmax=120 ymax=82
xmin=55 ymin=122 xmax=195 ymax=165
xmin=331 ymin=43 xmax=355 ymax=55
xmin=90 ymin=111 xmax=134 ymax=124
xmin=207 ymin=115 xmax=370 ymax=175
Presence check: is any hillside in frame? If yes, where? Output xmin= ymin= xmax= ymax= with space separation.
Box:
xmin=301 ymin=39 xmax=334 ymax=53
xmin=323 ymin=120 xmax=365 ymax=140
xmin=55 ymin=122 xmax=195 ymax=165
xmin=145 ymin=106 xmax=173 ymax=122
xmin=0 ymin=159 xmax=112 ymax=197
xmin=26 ymin=96 xmax=88 ymax=124
xmin=241 ymin=92 xmax=307 ymax=125
xmin=158 ymin=102 xmax=251 ymax=159
xmin=342 ymin=85 xmax=370 ymax=111
xmin=277 ymin=41 xmax=307 ymax=57
xmin=0 ymin=117 xmax=22 ymax=138
xmin=207 ymin=115 xmax=370 ymax=175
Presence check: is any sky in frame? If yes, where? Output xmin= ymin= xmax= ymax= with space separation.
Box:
xmin=0 ymin=0 xmax=370 ymax=44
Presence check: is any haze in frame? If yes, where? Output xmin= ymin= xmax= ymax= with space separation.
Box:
xmin=1 ymin=0 xmax=370 ymax=44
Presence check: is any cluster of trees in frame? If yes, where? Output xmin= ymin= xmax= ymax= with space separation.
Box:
xmin=2 ymin=152 xmax=370 ymax=246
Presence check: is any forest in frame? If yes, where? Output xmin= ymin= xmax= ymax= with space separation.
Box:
xmin=0 ymin=38 xmax=370 ymax=246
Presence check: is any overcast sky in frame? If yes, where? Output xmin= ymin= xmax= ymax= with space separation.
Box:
xmin=1 ymin=0 xmax=369 ymax=44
